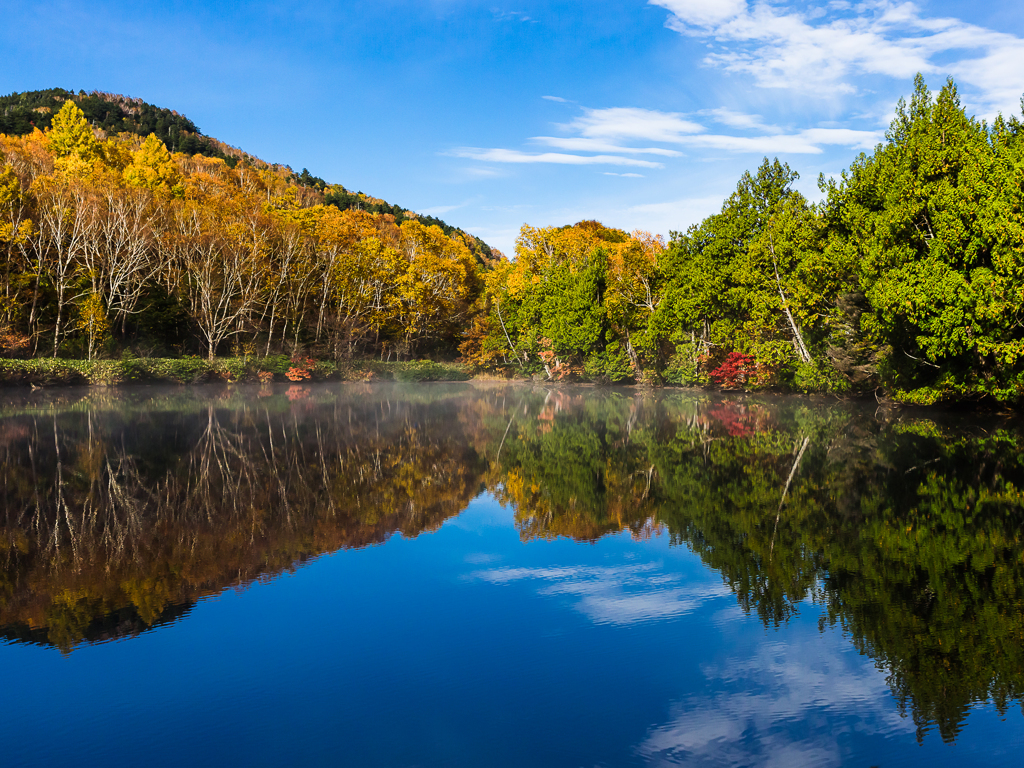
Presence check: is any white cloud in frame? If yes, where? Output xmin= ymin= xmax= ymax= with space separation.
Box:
xmin=678 ymin=132 xmax=820 ymax=153
xmin=654 ymin=0 xmax=748 ymax=27
xmin=472 ymin=105 xmax=884 ymax=167
xmin=449 ymin=147 xmax=665 ymax=168
xmin=545 ymin=110 xmax=883 ymax=155
xmin=604 ymin=172 xmax=645 ymax=177
xmin=699 ymin=107 xmax=777 ymax=132
xmin=799 ymin=127 xmax=880 ymax=149
xmin=493 ymin=10 xmax=536 ymax=23
xmin=542 ymin=95 xmax=569 ymax=102
xmin=650 ymin=0 xmax=1024 ymax=114
xmin=531 ymin=136 xmax=683 ymax=156
xmin=565 ymin=106 xmax=705 ymax=141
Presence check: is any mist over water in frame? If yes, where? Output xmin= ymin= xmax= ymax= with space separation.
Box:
xmin=1 ymin=383 xmax=1022 ymax=767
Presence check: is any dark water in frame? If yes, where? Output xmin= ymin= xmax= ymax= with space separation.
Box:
xmin=1 ymin=383 xmax=1022 ymax=767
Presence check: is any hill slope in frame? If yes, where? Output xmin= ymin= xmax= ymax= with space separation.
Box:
xmin=0 ymin=88 xmax=495 ymax=259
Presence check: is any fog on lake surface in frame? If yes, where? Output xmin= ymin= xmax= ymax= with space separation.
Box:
xmin=1 ymin=383 xmax=1022 ymax=767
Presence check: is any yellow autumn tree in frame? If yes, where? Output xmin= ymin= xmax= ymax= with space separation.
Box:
xmin=123 ymin=133 xmax=180 ymax=192
xmin=46 ymin=100 xmax=102 ymax=174
xmin=397 ymin=219 xmax=478 ymax=354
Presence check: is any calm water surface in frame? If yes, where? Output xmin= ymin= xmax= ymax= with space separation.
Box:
xmin=0 ymin=383 xmax=1022 ymax=767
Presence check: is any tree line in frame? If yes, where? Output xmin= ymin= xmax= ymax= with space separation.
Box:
xmin=483 ymin=388 xmax=1024 ymax=742
xmin=0 ymin=385 xmax=484 ymax=651
xmin=0 ymin=99 xmax=486 ymax=360
xmin=465 ymin=77 xmax=1024 ymax=405
xmin=0 ymin=87 xmax=245 ymax=166
xmin=1 ymin=88 xmax=496 ymax=256
xmin=3 ymin=77 xmax=1024 ymax=403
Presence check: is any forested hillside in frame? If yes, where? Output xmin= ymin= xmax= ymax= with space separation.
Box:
xmin=0 ymin=88 xmax=495 ymax=259
xmin=2 ymin=78 xmax=1023 ymax=404
xmin=0 ymin=88 xmax=248 ymax=166
xmin=1 ymin=99 xmax=487 ymax=361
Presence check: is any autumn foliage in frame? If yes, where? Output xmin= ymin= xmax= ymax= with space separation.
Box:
xmin=0 ymin=99 xmax=486 ymax=361
xmin=6 ymin=78 xmax=1024 ymax=403
xmin=708 ymin=352 xmax=756 ymax=389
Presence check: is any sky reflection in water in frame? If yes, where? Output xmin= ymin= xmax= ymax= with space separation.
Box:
xmin=0 ymin=383 xmax=1021 ymax=767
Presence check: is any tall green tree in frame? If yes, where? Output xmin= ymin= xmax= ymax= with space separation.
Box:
xmin=821 ymin=75 xmax=1024 ymax=403
xmin=654 ymin=158 xmax=836 ymax=387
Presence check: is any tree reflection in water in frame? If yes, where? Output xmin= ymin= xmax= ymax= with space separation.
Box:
xmin=1 ymin=383 xmax=1021 ymax=742
xmin=0 ymin=384 xmax=485 ymax=652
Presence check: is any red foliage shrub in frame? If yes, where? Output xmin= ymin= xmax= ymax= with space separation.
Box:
xmin=286 ymin=357 xmax=315 ymax=382
xmin=709 ymin=352 xmax=755 ymax=389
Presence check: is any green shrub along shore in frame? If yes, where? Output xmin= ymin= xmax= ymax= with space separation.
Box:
xmin=0 ymin=356 xmax=471 ymax=387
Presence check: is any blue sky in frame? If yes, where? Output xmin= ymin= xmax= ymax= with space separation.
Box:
xmin=3 ymin=1 xmax=1023 ymax=255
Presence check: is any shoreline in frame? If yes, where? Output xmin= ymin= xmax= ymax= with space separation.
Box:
xmin=0 ymin=356 xmax=472 ymax=387
xmin=2 ymin=356 xmax=1016 ymax=412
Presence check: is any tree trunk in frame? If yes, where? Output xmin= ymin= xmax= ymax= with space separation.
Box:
xmin=265 ymin=307 xmax=275 ymax=356
xmin=624 ymin=329 xmax=642 ymax=378
xmin=770 ymin=436 xmax=810 ymax=562
xmin=495 ymin=299 xmax=526 ymax=368
xmin=52 ymin=289 xmax=64 ymax=358
xmin=768 ymin=231 xmax=812 ymax=364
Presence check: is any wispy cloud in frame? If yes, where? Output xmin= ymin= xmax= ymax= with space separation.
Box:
xmin=493 ymin=9 xmax=538 ymax=24
xmin=531 ymin=136 xmax=683 ymax=156
xmin=699 ymin=107 xmax=777 ymax=132
xmin=650 ymin=0 xmax=1024 ymax=113
xmin=542 ymin=95 xmax=569 ymax=102
xmin=449 ymin=147 xmax=665 ymax=168
xmin=449 ymin=104 xmax=881 ymax=171
xmin=651 ymin=126 xmax=880 ymax=154
xmin=564 ymin=106 xmax=705 ymax=141
xmin=604 ymin=172 xmax=645 ymax=178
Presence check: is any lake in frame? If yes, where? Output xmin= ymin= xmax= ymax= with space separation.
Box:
xmin=1 ymin=382 xmax=1022 ymax=767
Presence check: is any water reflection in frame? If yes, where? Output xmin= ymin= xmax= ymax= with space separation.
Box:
xmin=1 ymin=383 xmax=1022 ymax=746
xmin=637 ymin=634 xmax=912 ymax=766
xmin=471 ymin=563 xmax=731 ymax=626
xmin=0 ymin=384 xmax=484 ymax=652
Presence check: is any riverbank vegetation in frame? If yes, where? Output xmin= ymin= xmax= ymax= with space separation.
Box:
xmin=2 ymin=78 xmax=1023 ymax=403
xmin=0 ymin=356 xmax=469 ymax=386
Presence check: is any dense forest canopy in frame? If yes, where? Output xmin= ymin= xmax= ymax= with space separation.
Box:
xmin=2 ymin=77 xmax=1024 ymax=403
xmin=464 ymin=77 xmax=1024 ymax=405
xmin=0 ymin=97 xmax=491 ymax=361
xmin=1 ymin=88 xmax=250 ymax=167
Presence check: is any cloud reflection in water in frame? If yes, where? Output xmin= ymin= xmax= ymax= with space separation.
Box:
xmin=636 ymin=636 xmax=914 ymax=767
xmin=471 ymin=561 xmax=731 ymax=626
xmin=472 ymin=556 xmax=916 ymax=767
